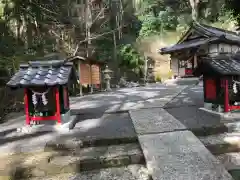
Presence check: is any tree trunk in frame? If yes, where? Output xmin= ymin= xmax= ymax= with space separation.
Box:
xmin=189 ymin=0 xmax=200 ymax=21
xmin=85 ymin=0 xmax=93 ymax=93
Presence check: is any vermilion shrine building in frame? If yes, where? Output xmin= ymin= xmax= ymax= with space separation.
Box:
xmin=195 ymin=53 xmax=240 ymax=113
xmin=7 ymin=60 xmax=77 ymax=125
xmin=160 ymin=23 xmax=240 ymax=114
xmin=159 ymin=22 xmax=240 ymax=77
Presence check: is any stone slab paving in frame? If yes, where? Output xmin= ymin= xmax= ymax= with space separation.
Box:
xmin=0 ymin=112 xmax=136 ymax=154
xmin=166 ymin=106 xmax=222 ymax=130
xmin=68 ymin=113 xmax=136 ymax=141
xmin=29 ymin=165 xmax=150 ymax=180
xmin=70 ymin=84 xmax=186 ymax=114
xmin=138 ymin=131 xmax=233 ymax=180
xmin=0 ymin=83 xmax=188 ymax=155
xmin=164 ymin=83 xmax=204 ymax=108
xmin=164 ymin=77 xmax=200 ymax=86
xmin=129 ymin=108 xmax=186 ymax=135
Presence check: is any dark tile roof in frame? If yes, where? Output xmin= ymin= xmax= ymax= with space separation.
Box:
xmin=7 ymin=60 xmax=76 ymax=88
xmin=200 ymin=55 xmax=240 ymax=75
xmin=159 ymin=37 xmax=218 ymax=54
xmin=160 ymin=23 xmax=240 ymax=54
xmin=197 ymin=23 xmax=240 ymax=42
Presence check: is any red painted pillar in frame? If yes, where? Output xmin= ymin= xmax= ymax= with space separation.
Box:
xmin=224 ymin=79 xmax=230 ymax=112
xmin=55 ymin=87 xmax=61 ymax=124
xmin=24 ymin=88 xmax=30 ymax=125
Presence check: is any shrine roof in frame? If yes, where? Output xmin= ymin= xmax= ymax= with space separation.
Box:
xmin=199 ymin=55 xmax=240 ymax=75
xmin=67 ymin=56 xmax=106 ymax=65
xmin=7 ymin=60 xmax=76 ymax=88
xmin=159 ymin=37 xmax=218 ymax=54
xmin=159 ymin=22 xmax=240 ymax=55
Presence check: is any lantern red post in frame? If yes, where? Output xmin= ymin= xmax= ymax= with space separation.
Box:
xmin=224 ymin=79 xmax=230 ymax=112
xmin=24 ymin=88 xmax=30 ymax=125
xmin=55 ymin=87 xmax=61 ymax=124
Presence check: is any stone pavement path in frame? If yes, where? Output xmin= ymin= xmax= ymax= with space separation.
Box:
xmin=129 ymin=107 xmax=233 ymax=180
xmin=139 ymin=131 xmax=232 ymax=180
xmin=0 ymin=83 xmax=187 ymax=154
xmin=0 ymin=82 xmax=188 ymax=180
xmin=0 ymin=78 xmax=237 ymax=179
xmin=70 ymin=84 xmax=187 ymax=114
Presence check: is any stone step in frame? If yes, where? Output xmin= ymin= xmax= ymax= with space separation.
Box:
xmin=29 ymin=165 xmax=150 ymax=180
xmin=192 ymin=121 xmax=240 ymax=137
xmin=48 ymin=143 xmax=144 ymax=172
xmin=45 ymin=136 xmax=138 ymax=150
xmin=199 ymin=132 xmax=240 ymax=155
xmin=138 ymin=131 xmax=233 ymax=180
xmin=217 ymin=152 xmax=240 ymax=171
xmin=2 ymin=143 xmax=144 ymax=178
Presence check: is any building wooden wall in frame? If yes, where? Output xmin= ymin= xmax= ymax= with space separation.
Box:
xmin=208 ymin=43 xmax=240 ymax=57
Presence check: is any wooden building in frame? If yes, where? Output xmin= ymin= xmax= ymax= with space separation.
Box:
xmin=159 ymin=22 xmax=240 ymax=77
xmin=68 ymin=56 xmax=105 ymax=95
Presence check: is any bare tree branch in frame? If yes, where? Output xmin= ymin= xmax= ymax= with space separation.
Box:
xmin=78 ymin=23 xmax=128 ymax=44
xmin=31 ymin=1 xmax=58 ymax=15
xmin=73 ymin=44 xmax=79 ymax=56
xmin=90 ymin=4 xmax=108 ymax=28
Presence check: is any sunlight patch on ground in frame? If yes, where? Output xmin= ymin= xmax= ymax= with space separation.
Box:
xmin=77 ymin=118 xmax=102 ymax=132
xmin=223 ymin=133 xmax=240 ymax=145
xmin=117 ymin=89 xmax=160 ymax=99
xmin=71 ymin=100 xmax=121 ymax=109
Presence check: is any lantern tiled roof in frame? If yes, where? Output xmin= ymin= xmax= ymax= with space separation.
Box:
xmin=195 ymin=54 xmax=240 ymax=76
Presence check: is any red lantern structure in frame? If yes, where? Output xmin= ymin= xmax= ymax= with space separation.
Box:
xmin=7 ymin=60 xmax=77 ymax=125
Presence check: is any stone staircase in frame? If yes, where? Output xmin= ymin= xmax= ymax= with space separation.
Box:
xmin=1 ymin=138 xmax=149 ymax=180
xmin=44 ymin=142 xmax=144 ymax=172
xmin=197 ymin=121 xmax=240 ymax=179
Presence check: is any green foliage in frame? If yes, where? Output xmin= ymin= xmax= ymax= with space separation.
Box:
xmin=138 ymin=5 xmax=183 ymax=38
xmin=136 ymin=0 xmax=239 ymax=39
xmin=158 ymin=7 xmax=179 ymax=30
xmin=118 ymin=44 xmax=144 ymax=69
xmin=95 ymin=38 xmax=114 ymax=61
xmin=138 ymin=15 xmax=162 ymax=37
xmin=155 ymin=73 xmax=161 ymax=82
xmin=0 ymin=0 xmax=237 ymax=72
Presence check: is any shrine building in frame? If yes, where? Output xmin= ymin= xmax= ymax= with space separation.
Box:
xmin=159 ymin=22 xmax=240 ymax=114
xmin=159 ymin=22 xmax=240 ymax=77
xmin=7 ymin=60 xmax=77 ymax=125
